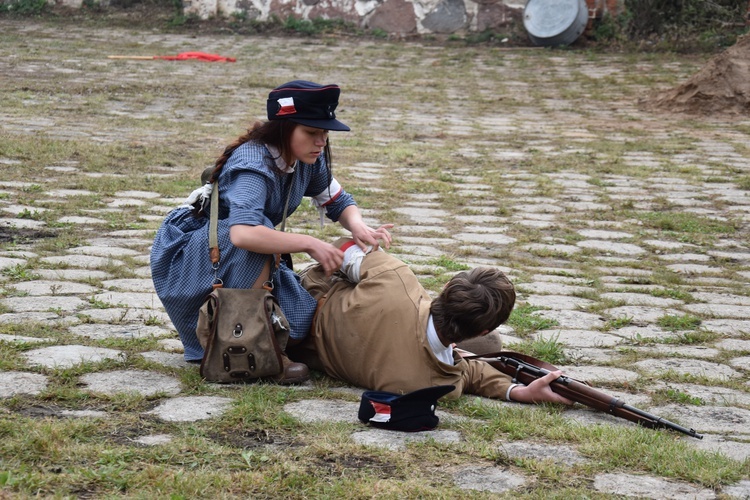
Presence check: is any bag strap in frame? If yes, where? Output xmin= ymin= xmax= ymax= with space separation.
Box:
xmin=279 ymin=168 xmax=296 ymax=270
xmin=207 ymin=170 xmax=296 ymax=290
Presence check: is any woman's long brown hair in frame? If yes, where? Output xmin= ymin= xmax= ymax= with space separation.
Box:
xmin=192 ymin=120 xmax=333 ymax=217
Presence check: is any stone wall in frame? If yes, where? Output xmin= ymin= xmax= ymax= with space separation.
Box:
xmin=53 ymin=0 xmax=624 ymax=35
xmin=176 ymin=0 xmax=524 ymax=34
xmin=182 ymin=0 xmax=623 ymax=35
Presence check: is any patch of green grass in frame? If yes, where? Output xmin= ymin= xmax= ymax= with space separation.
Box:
xmin=425 ymin=256 xmax=470 ymax=272
xmin=651 ymin=269 xmax=686 ymax=287
xmin=667 ymin=329 xmax=720 ymax=345
xmin=621 ymin=332 xmax=658 ymax=346
xmin=505 ymin=333 xmax=568 ymax=365
xmin=1 ymin=264 xmax=38 ymax=282
xmin=506 ymin=305 xmax=560 ymax=337
xmin=650 ymin=288 xmax=694 ymax=302
xmin=143 ymin=315 xmax=164 ymax=327
xmin=604 ymin=316 xmax=633 ymax=330
xmin=659 ymin=388 xmax=705 ymax=406
xmin=416 ymin=276 xmax=444 ymax=292
xmin=657 ymin=314 xmax=702 ymax=332
xmin=637 ymin=211 xmax=737 ymax=235
xmin=87 ymin=296 xmax=120 ymax=309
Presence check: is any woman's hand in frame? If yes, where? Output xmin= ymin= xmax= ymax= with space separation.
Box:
xmin=508 ymin=371 xmax=574 ymax=405
xmin=230 ymin=225 xmax=344 ymax=276
xmin=350 ymin=222 xmax=394 ymax=251
xmin=307 ymin=239 xmax=345 ymax=277
xmin=337 ymin=206 xmax=393 ymax=252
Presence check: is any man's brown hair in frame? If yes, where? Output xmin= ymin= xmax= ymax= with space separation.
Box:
xmin=430 ymin=267 xmax=515 ymax=344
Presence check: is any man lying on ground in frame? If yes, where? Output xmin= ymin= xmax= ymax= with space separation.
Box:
xmin=290 ymin=240 xmax=571 ymax=404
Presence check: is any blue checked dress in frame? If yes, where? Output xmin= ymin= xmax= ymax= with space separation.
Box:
xmin=150 ymin=141 xmax=355 ymax=361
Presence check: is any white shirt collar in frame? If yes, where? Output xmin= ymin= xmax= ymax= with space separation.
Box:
xmin=427 ymin=315 xmax=454 ymax=365
xmin=266 ymin=144 xmax=297 ymax=174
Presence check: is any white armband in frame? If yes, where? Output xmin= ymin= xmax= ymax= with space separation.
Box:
xmin=311 ymin=178 xmax=343 ymax=228
xmin=311 ymin=178 xmax=343 ymax=208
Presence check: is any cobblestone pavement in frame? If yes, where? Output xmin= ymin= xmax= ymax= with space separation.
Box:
xmin=1 ymin=20 xmax=749 ymax=498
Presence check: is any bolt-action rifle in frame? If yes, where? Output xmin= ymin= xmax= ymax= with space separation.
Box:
xmin=464 ymin=350 xmax=703 ymax=439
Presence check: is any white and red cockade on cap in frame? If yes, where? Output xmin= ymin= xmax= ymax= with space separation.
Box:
xmin=276 ymin=97 xmax=297 ymax=116
xmin=369 ymin=401 xmax=392 ymax=423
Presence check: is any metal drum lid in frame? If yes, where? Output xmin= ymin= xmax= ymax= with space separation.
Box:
xmin=523 ymin=0 xmax=588 ymax=47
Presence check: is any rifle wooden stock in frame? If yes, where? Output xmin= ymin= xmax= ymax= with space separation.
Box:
xmin=477 ymin=352 xmax=703 ymax=439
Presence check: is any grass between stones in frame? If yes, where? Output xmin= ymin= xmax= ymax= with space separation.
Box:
xmin=0 ymin=16 xmax=749 ymax=499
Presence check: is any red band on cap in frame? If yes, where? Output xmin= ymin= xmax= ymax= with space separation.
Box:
xmin=339 ymin=240 xmax=357 ymax=252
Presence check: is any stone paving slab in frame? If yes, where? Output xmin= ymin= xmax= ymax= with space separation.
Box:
xmin=600 ymin=292 xmax=684 ymax=307
xmin=22 ymin=345 xmax=125 ymax=369
xmin=145 ymin=396 xmax=233 ymax=422
xmin=139 ymin=351 xmax=192 ymax=369
xmin=535 ymin=329 xmax=624 ymax=348
xmin=525 ymin=294 xmax=596 ymax=310
xmin=133 ymin=434 xmax=174 ymax=446
xmin=9 ymin=280 xmax=99 ymax=295
xmin=39 ymin=255 xmax=126 ymax=269
xmin=593 ymin=473 xmax=715 ymax=499
xmin=557 ymin=365 xmax=640 ymax=385
xmin=0 ymin=371 xmax=48 ymax=397
xmin=90 ymin=292 xmax=163 ymax=310
xmin=79 ymin=370 xmax=182 ymax=397
xmin=498 ymin=441 xmax=588 ymax=466
xmin=76 ymin=308 xmax=172 ymax=324
xmin=723 ymin=480 xmax=750 ymax=499
xmin=352 ymin=428 xmax=462 ymax=451
xmin=0 ymin=333 xmax=54 ymax=344
xmin=603 ymin=305 xmax=686 ymax=322
xmin=284 ymin=399 xmax=361 ymax=424
xmin=69 ymin=323 xmax=173 ymax=340
xmin=0 ymin=311 xmax=80 ymax=326
xmin=534 ymin=310 xmax=606 ymax=330
xmin=629 ymin=345 xmax=721 ymax=359
xmin=649 ymin=404 xmax=750 ymax=435
xmin=634 ymin=358 xmax=743 ymax=381
xmin=0 ymin=257 xmax=27 ymax=270
xmin=34 ymin=269 xmax=112 ymax=281
xmin=2 ymin=295 xmax=87 ymax=313
xmin=452 ymin=465 xmax=527 ymax=494
xmin=702 ymin=319 xmax=750 ymax=336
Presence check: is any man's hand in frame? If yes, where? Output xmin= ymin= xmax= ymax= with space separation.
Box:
xmin=508 ymin=370 xmax=574 ymax=405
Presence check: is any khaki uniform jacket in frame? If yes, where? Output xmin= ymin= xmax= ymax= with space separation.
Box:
xmin=301 ymin=251 xmax=514 ymax=400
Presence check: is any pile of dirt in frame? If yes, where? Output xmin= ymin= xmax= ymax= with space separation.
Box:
xmin=641 ymin=33 xmax=750 ymax=116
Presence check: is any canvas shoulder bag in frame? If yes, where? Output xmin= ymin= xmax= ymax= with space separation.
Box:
xmin=195 ymin=176 xmax=292 ymax=383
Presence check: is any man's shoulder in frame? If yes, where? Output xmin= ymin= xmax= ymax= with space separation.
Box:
xmin=360 ymin=252 xmax=425 ymax=288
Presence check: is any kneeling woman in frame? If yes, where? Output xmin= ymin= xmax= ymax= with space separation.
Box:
xmin=150 ymin=80 xmax=392 ymax=382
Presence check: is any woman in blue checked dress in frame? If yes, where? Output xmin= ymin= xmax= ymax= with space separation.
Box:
xmin=150 ymin=81 xmax=393 ymax=382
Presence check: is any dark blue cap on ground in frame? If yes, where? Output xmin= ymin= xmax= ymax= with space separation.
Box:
xmin=267 ymin=80 xmax=350 ymax=131
xmin=358 ymin=385 xmax=456 ymax=432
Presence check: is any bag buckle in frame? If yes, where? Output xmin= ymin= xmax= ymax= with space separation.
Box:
xmin=233 ymin=323 xmax=243 ymax=337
